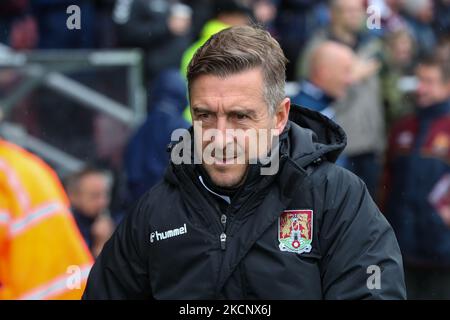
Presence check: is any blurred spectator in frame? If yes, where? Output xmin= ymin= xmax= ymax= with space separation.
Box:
xmin=125 ymin=69 xmax=189 ymax=203
xmin=274 ymin=0 xmax=329 ymax=81
xmin=291 ymin=41 xmax=354 ymax=120
xmin=433 ymin=0 xmax=450 ymax=36
xmin=250 ymin=0 xmax=278 ymax=31
xmin=401 ymin=0 xmax=436 ymax=58
xmin=93 ymin=115 xmax=132 ymax=225
xmin=0 ymin=0 xmax=38 ymax=50
xmin=383 ymin=56 xmax=450 ymax=299
xmin=66 ymin=167 xmax=115 ymax=258
xmin=380 ymin=28 xmax=416 ymax=128
xmin=0 ymin=137 xmax=93 ymax=299
xmin=113 ymin=0 xmax=193 ymax=82
xmin=298 ymin=0 xmax=385 ymax=198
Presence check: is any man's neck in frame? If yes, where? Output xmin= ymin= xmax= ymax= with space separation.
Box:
xmin=330 ymin=25 xmax=357 ymax=47
xmin=71 ymin=207 xmax=97 ymax=224
xmin=417 ymin=99 xmax=450 ymax=118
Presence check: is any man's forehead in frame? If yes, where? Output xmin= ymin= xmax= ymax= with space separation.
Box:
xmin=192 ymin=97 xmax=263 ymax=113
xmin=191 ymin=69 xmax=263 ymax=92
xmin=189 ymin=69 xmax=265 ymax=110
xmin=416 ymin=65 xmax=443 ymax=79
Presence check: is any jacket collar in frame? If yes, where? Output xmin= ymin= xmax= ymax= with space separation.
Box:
xmin=300 ymin=80 xmax=335 ymax=106
xmin=417 ymin=99 xmax=450 ymax=120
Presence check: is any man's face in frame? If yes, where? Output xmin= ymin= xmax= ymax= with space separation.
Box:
xmin=69 ymin=173 xmax=110 ymax=218
xmin=189 ymin=68 xmax=289 ymax=188
xmin=415 ymin=65 xmax=449 ymax=108
xmin=386 ymin=0 xmax=401 ymax=11
xmin=322 ymin=51 xmax=354 ymax=99
xmin=333 ymin=0 xmax=365 ymax=33
xmin=390 ymin=34 xmax=413 ymax=66
xmin=416 ymin=0 xmax=434 ymax=24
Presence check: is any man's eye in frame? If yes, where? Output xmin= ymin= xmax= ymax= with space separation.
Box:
xmin=235 ymin=113 xmax=248 ymax=120
xmin=197 ymin=113 xmax=210 ymax=119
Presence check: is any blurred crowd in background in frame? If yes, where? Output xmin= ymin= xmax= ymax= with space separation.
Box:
xmin=1 ymin=0 xmax=450 ymax=299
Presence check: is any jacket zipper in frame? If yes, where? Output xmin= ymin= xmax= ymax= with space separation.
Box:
xmin=219 ymin=177 xmax=270 ymax=251
xmin=220 ymin=232 xmax=227 ymax=250
xmin=220 ymin=213 xmax=227 ymax=250
xmin=220 ymin=156 xmax=290 ymax=247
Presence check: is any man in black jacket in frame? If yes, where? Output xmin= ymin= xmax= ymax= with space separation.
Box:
xmin=83 ymin=26 xmax=406 ymax=299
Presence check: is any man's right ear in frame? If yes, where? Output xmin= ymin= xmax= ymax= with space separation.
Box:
xmin=274 ymin=97 xmax=290 ymax=136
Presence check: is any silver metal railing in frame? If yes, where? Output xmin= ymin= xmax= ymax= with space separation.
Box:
xmin=0 ymin=44 xmax=147 ymax=174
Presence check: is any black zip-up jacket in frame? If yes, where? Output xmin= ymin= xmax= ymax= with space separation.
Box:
xmin=83 ymin=106 xmax=406 ymax=299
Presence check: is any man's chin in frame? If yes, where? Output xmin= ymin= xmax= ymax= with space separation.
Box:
xmin=203 ymin=165 xmax=247 ymax=188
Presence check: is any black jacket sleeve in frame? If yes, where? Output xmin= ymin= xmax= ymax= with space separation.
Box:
xmin=82 ymin=196 xmax=152 ymax=300
xmin=318 ymin=166 xmax=406 ymax=299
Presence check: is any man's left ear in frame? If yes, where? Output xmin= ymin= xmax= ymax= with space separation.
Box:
xmin=274 ymin=97 xmax=290 ymax=136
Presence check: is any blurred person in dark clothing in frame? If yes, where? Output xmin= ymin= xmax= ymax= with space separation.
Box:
xmin=291 ymin=41 xmax=354 ymax=120
xmin=291 ymin=41 xmax=354 ymax=168
xmin=124 ymin=69 xmax=189 ymax=203
xmin=66 ymin=167 xmax=115 ymax=258
xmin=274 ymin=0 xmax=329 ymax=81
xmin=298 ymin=0 xmax=385 ymax=199
xmin=380 ymin=28 xmax=416 ymax=129
xmin=0 ymin=0 xmax=38 ymax=50
xmin=433 ymin=0 xmax=450 ymax=36
xmin=401 ymin=0 xmax=436 ymax=58
xmin=113 ymin=0 xmax=193 ymax=82
xmin=383 ymin=56 xmax=450 ymax=299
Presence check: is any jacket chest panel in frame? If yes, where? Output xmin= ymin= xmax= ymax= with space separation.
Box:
xmin=238 ymin=222 xmax=323 ymax=299
xmin=147 ymin=178 xmax=323 ymax=299
xmin=148 ymin=217 xmax=221 ymax=299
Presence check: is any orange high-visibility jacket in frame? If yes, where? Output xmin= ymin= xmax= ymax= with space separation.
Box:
xmin=0 ymin=139 xmax=93 ymax=300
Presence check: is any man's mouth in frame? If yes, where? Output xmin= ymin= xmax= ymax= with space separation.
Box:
xmin=207 ymin=147 xmax=246 ymax=165
xmin=213 ymin=156 xmax=237 ymax=165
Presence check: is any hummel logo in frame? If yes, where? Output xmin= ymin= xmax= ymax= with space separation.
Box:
xmin=150 ymin=224 xmax=187 ymax=243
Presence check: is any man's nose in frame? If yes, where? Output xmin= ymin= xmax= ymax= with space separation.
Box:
xmin=216 ymin=116 xmax=228 ymax=133
xmin=215 ymin=116 xmax=234 ymax=145
xmin=416 ymin=82 xmax=426 ymax=95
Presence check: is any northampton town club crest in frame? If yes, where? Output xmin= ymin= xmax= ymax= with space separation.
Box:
xmin=278 ymin=210 xmax=313 ymax=254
